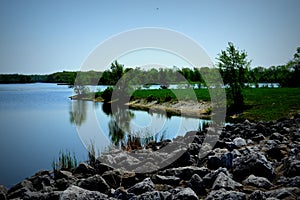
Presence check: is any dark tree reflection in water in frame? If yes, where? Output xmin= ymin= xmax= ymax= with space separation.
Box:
xmin=103 ymin=103 xmax=135 ymax=146
xmin=69 ymin=100 xmax=87 ymax=127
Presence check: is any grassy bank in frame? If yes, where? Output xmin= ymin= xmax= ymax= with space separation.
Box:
xmin=131 ymin=88 xmax=300 ymax=122
xmin=131 ymin=88 xmax=211 ymax=102
xmin=239 ymin=88 xmax=300 ymax=122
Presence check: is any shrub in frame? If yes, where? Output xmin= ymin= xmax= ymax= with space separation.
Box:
xmin=164 ymin=93 xmax=172 ymax=102
xmin=101 ymin=87 xmax=113 ymax=102
xmin=146 ymin=94 xmax=155 ymax=102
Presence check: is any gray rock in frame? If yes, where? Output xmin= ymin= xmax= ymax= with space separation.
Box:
xmin=205 ymin=188 xmax=246 ymax=200
xmin=55 ymin=178 xmax=72 ymax=191
xmin=8 ymin=180 xmax=34 ymax=199
xmin=276 ymin=176 xmax=300 ymax=187
xmin=203 ymin=167 xmax=231 ymax=187
xmin=127 ymin=178 xmax=154 ymax=195
xmin=22 ymin=191 xmax=62 ymax=200
xmin=284 ymin=157 xmax=300 ymax=177
xmin=113 ymin=187 xmax=136 ymax=200
xmin=60 ymin=185 xmax=109 ymax=200
xmin=249 ymin=190 xmax=267 ymax=200
xmin=266 ymin=143 xmax=286 ymax=161
xmin=252 ymin=133 xmax=265 ymax=142
xmin=266 ymin=187 xmax=300 ymax=199
xmin=233 ymin=152 xmax=275 ymax=181
xmin=29 ymin=174 xmax=55 ymax=192
xmin=0 ymin=185 xmax=7 ymax=200
xmin=54 ymin=170 xmax=73 ymax=180
xmin=243 ymin=174 xmax=273 ymax=189
xmin=135 ymin=191 xmax=172 ymax=200
xmin=94 ymin=160 xmax=114 ymax=175
xmin=102 ymin=169 xmax=137 ymax=188
xmin=134 ymin=161 xmax=160 ymax=173
xmin=212 ymin=172 xmax=242 ymax=190
xmin=207 ymin=149 xmax=233 ymax=169
xmin=164 ymin=148 xmax=193 ymax=168
xmin=187 ymin=174 xmax=205 ymax=195
xmin=73 ymin=162 xmax=96 ymax=176
xmin=161 ymin=166 xmax=209 ymax=180
xmin=231 ymin=149 xmax=242 ymax=158
xmin=233 ymin=137 xmax=247 ymax=147
xmin=270 ymin=132 xmax=286 ymax=142
xmin=153 ymin=175 xmax=180 ymax=186
xmin=171 ymin=187 xmax=198 ymax=200
xmin=188 ymin=143 xmax=201 ymax=156
xmin=77 ymin=174 xmax=110 ymax=194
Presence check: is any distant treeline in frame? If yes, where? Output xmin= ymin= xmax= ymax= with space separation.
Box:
xmin=0 ymin=71 xmax=100 ymax=84
xmin=0 ymin=62 xmax=299 ymax=87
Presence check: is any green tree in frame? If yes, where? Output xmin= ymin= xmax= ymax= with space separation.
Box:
xmin=217 ymin=42 xmax=251 ymax=110
xmin=110 ymin=60 xmax=124 ymax=84
xmin=290 ymin=47 xmax=300 ymax=87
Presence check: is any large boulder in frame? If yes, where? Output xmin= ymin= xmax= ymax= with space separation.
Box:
xmin=135 ymin=191 xmax=172 ymax=200
xmin=265 ymin=187 xmax=300 ymax=199
xmin=102 ymin=169 xmax=138 ymax=188
xmin=0 ymin=185 xmax=7 ymax=200
xmin=28 ymin=171 xmax=55 ymax=192
xmin=242 ymin=174 xmax=273 ymax=189
xmin=77 ymin=174 xmax=110 ymax=194
xmin=54 ymin=170 xmax=74 ymax=180
xmin=205 ymin=188 xmax=246 ymax=200
xmin=153 ymin=175 xmax=181 ymax=186
xmin=187 ymin=174 xmax=205 ymax=195
xmin=207 ymin=148 xmax=233 ymax=169
xmin=232 ymin=152 xmax=275 ymax=181
xmin=212 ymin=172 xmax=242 ymax=190
xmin=8 ymin=180 xmax=34 ymax=199
xmin=94 ymin=160 xmax=114 ymax=175
xmin=112 ymin=187 xmax=136 ymax=200
xmin=233 ymin=137 xmax=247 ymax=147
xmin=60 ymin=185 xmax=109 ymax=200
xmin=22 ymin=191 xmax=62 ymax=200
xmin=203 ymin=167 xmax=231 ymax=188
xmin=283 ymin=156 xmax=300 ymax=177
xmin=276 ymin=176 xmax=300 ymax=187
xmin=160 ymin=166 xmax=209 ymax=180
xmin=127 ymin=178 xmax=154 ymax=195
xmin=73 ymin=162 xmax=96 ymax=176
xmin=171 ymin=187 xmax=199 ymax=200
xmin=248 ymin=190 xmax=267 ymax=200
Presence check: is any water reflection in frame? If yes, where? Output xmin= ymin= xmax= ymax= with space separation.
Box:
xmin=102 ymin=102 xmax=112 ymax=116
xmin=69 ymin=100 xmax=87 ymax=126
xmin=70 ymin=100 xmax=206 ymax=150
xmin=107 ymin=104 xmax=134 ymax=146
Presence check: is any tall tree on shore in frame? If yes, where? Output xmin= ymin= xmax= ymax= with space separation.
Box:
xmin=291 ymin=47 xmax=300 ymax=87
xmin=217 ymin=42 xmax=251 ymax=110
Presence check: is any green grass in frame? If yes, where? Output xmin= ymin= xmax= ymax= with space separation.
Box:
xmin=131 ymin=89 xmax=211 ymax=102
xmin=130 ymin=88 xmax=300 ymax=122
xmin=238 ymin=88 xmax=300 ymax=122
xmin=52 ymin=150 xmax=78 ymax=172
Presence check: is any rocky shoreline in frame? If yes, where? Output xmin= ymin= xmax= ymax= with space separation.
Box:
xmin=1 ymin=115 xmax=300 ymax=199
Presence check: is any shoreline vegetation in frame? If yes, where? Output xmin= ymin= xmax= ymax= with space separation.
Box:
xmin=70 ymin=87 xmax=300 ymax=123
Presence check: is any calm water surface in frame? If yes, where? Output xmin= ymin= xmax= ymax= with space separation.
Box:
xmin=0 ymin=83 xmax=209 ymax=188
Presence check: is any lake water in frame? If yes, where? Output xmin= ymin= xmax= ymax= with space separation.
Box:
xmin=0 ymin=83 xmax=209 ymax=188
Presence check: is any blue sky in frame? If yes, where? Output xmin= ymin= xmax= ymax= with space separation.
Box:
xmin=0 ymin=0 xmax=299 ymax=74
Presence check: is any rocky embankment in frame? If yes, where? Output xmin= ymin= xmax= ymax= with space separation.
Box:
xmin=1 ymin=115 xmax=300 ymax=199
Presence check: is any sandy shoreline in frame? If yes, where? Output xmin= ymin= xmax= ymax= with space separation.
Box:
xmin=126 ymin=99 xmax=211 ymax=119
